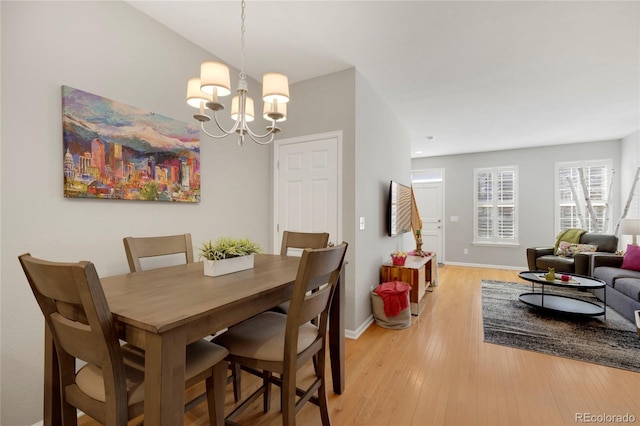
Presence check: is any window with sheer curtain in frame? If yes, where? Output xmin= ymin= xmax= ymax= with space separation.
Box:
xmin=474 ymin=166 xmax=518 ymax=245
xmin=555 ymin=160 xmax=612 ymax=234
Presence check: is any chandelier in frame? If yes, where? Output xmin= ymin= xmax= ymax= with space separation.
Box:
xmin=186 ymin=0 xmax=289 ymax=146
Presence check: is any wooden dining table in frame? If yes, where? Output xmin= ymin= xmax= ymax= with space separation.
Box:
xmin=43 ymin=254 xmax=346 ymax=426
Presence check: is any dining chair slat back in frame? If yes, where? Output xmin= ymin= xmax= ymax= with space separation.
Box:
xmin=123 ymin=233 xmax=194 ymax=272
xmin=280 ymin=231 xmax=330 ymax=256
xmin=275 ymin=231 xmax=331 ymax=316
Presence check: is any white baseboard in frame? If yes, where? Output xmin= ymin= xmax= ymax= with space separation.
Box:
xmin=346 ymin=315 xmax=374 ymax=340
xmin=32 ymin=411 xmax=84 ymax=425
xmin=444 ymin=261 xmax=526 ymax=271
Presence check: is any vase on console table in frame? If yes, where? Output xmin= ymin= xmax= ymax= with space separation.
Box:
xmin=414 ymin=230 xmax=424 ymax=257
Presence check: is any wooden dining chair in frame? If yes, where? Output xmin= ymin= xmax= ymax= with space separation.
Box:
xmin=18 ymin=253 xmax=229 ymax=426
xmin=123 ymin=233 xmax=194 ymax=273
xmin=214 ymin=242 xmax=348 ymax=426
xmin=123 ymin=233 xmax=242 ymax=403
xmin=280 ymin=231 xmax=330 ymax=256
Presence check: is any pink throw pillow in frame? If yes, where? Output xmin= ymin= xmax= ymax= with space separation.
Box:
xmin=621 ymin=244 xmax=640 ymax=271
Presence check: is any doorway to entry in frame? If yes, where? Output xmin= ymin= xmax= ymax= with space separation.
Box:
xmin=411 ymin=168 xmax=444 ymax=263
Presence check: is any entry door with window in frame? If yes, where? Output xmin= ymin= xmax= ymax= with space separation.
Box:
xmin=412 ymin=169 xmax=444 ymax=262
xmin=273 ymin=132 xmax=342 ymax=253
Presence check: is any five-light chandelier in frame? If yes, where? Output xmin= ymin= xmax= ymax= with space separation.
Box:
xmin=186 ymin=0 xmax=289 ymax=146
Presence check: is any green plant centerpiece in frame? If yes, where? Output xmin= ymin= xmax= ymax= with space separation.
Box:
xmin=199 ymin=237 xmax=262 ymax=277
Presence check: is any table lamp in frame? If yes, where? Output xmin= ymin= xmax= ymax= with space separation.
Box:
xmin=620 ymin=218 xmax=640 ymax=245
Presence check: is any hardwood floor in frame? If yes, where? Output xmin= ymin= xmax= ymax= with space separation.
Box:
xmin=79 ymin=265 xmax=639 ymax=426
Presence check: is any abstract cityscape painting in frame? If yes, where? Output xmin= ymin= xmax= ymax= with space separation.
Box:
xmin=62 ymin=86 xmax=200 ymax=202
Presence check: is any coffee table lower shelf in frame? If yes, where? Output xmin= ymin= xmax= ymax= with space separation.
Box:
xmin=519 ymin=293 xmax=606 ymax=317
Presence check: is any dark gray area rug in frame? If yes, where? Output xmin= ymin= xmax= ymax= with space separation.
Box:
xmin=481 ymin=280 xmax=640 ymax=373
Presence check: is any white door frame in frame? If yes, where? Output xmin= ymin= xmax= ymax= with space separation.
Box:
xmin=273 ymin=131 xmax=343 ymax=253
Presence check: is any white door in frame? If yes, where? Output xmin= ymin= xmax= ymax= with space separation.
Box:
xmin=412 ymin=182 xmax=444 ymax=262
xmin=273 ymin=132 xmax=342 ymax=253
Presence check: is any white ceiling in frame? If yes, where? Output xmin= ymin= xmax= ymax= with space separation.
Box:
xmin=128 ymin=1 xmax=640 ymax=158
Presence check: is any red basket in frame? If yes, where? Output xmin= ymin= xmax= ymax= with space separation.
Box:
xmin=391 ymin=256 xmax=406 ymax=266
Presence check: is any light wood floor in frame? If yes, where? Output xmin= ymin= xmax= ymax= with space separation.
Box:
xmin=79 ymin=265 xmax=640 ymax=426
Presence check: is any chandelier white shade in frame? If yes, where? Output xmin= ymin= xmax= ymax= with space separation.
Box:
xmin=186 ymin=78 xmax=210 ymax=108
xmin=185 ymin=1 xmax=289 ymax=146
xmin=262 ymin=72 xmax=290 ymax=103
xmin=200 ymin=61 xmax=231 ymax=96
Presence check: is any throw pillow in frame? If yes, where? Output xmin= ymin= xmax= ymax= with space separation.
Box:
xmin=621 ymin=244 xmax=640 ymax=271
xmin=553 ymin=228 xmax=586 ymax=253
xmin=555 ymin=241 xmax=598 ymax=257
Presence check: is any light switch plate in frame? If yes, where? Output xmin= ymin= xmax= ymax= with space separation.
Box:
xmin=359 ymin=217 xmax=365 ymax=230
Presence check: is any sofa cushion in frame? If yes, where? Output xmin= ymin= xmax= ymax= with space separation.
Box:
xmin=621 ymin=244 xmax=640 ymax=271
xmin=536 ymin=255 xmax=575 ymax=273
xmin=611 ymin=278 xmax=640 ymax=302
xmin=594 ymin=266 xmax=625 ymax=286
xmin=580 ymin=233 xmax=618 ymax=253
xmin=556 ymin=241 xmax=598 ymax=257
xmin=593 ymin=265 xmax=640 ymax=286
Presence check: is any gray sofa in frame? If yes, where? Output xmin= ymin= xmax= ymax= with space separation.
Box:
xmin=526 ymin=233 xmax=619 ymax=276
xmin=591 ymin=254 xmax=640 ymax=324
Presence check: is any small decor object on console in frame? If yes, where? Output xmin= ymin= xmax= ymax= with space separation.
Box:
xmin=199 ymin=237 xmax=262 ymax=277
xmin=414 ymin=229 xmax=424 ymax=256
xmin=391 ymin=251 xmax=407 ymax=266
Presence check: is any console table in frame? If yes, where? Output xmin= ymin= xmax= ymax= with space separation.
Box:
xmin=380 ymin=253 xmax=437 ymax=315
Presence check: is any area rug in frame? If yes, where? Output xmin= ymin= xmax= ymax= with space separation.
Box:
xmin=481 ymin=280 xmax=640 ymax=373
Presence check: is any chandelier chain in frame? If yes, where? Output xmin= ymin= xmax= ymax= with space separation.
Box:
xmin=239 ymin=0 xmax=247 ymax=79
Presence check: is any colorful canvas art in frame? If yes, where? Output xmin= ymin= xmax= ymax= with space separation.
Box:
xmin=62 ymin=86 xmax=200 ymax=202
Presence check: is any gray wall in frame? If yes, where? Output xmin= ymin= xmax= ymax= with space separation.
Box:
xmin=1 ymin=2 xmax=272 ymax=424
xmin=354 ymin=72 xmax=412 ymax=332
xmin=412 ymin=140 xmax=622 ymax=268
xmin=281 ymin=69 xmax=413 ymax=333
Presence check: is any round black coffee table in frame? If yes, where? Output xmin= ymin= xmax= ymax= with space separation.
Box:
xmin=518 ymin=271 xmax=606 ymax=319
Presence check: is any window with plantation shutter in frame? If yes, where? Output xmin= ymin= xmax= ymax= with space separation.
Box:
xmin=474 ymin=166 xmax=518 ymax=245
xmin=555 ymin=160 xmax=611 ymax=235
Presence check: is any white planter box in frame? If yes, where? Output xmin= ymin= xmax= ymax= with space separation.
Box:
xmin=204 ymin=254 xmax=255 ymax=277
